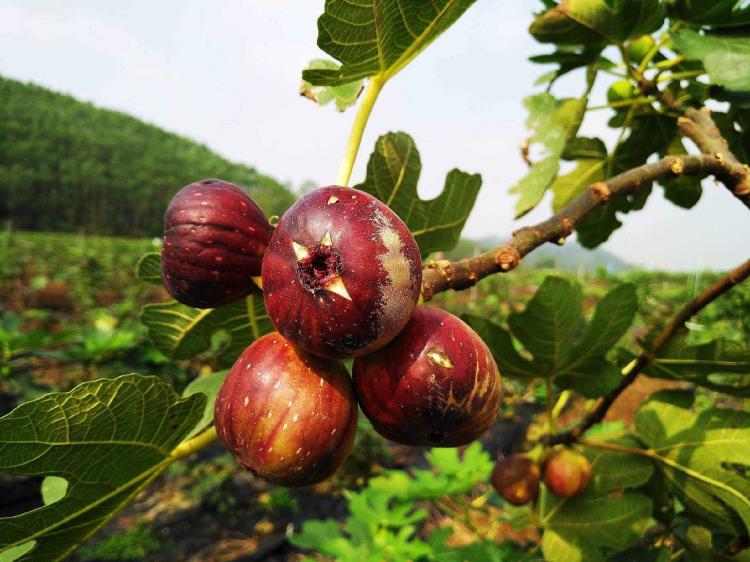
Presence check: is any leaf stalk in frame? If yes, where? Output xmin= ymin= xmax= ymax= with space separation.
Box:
xmin=335 ymin=75 xmax=385 ymax=187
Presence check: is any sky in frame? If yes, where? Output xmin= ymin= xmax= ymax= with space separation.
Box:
xmin=0 ymin=0 xmax=747 ymax=271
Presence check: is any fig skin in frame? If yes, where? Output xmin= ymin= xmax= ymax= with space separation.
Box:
xmin=262 ymin=185 xmax=422 ymax=359
xmin=353 ymin=306 xmax=501 ymax=447
xmin=491 ymin=454 xmax=541 ymax=506
xmin=543 ymin=449 xmax=592 ymax=498
xmin=214 ymin=332 xmax=358 ymax=486
xmin=162 ymin=179 xmax=273 ymax=308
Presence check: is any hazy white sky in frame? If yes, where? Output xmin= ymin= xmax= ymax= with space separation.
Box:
xmin=1 ymin=1 xmax=747 ymax=270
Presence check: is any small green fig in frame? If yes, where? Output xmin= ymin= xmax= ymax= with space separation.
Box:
xmin=607 ymin=80 xmax=637 ymax=104
xmin=627 ymin=35 xmax=656 ymax=65
xmin=543 ymin=449 xmax=591 ymax=498
xmin=491 ymin=454 xmax=540 ymax=506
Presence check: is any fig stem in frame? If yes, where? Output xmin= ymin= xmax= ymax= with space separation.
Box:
xmin=635 ymin=31 xmax=668 ymax=74
xmin=335 ymin=74 xmax=385 ymax=187
xmin=544 ymin=379 xmax=555 ymax=433
xmin=170 ymin=426 xmax=218 ymax=461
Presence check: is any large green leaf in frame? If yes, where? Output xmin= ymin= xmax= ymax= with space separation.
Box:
xmin=557 ymin=283 xmax=637 ymax=396
xmin=355 ymin=132 xmax=481 ymax=256
xmin=510 ymin=94 xmax=587 ymax=218
xmin=634 ymin=390 xmax=750 ymax=534
xmin=582 ymin=424 xmax=655 ymax=492
xmin=303 ymin=0 xmax=476 ymax=86
xmin=637 ymin=339 xmax=750 ymax=396
xmin=542 ymin=493 xmax=652 ymax=562
xmin=300 ymin=59 xmax=364 ymax=111
xmin=668 ymin=0 xmax=750 ymax=28
xmin=529 ymin=4 xmax=606 ymax=45
xmin=0 ymin=375 xmax=204 ymax=562
xmin=551 ymin=154 xmax=607 ymax=211
xmin=135 ymin=252 xmax=161 ymax=285
xmin=464 ymin=278 xmax=637 ymax=397
xmin=672 ymin=28 xmax=750 ymax=93
xmin=461 ymin=315 xmax=542 ymax=380
xmin=566 ymin=0 xmax=666 ymax=42
xmin=507 ymin=277 xmax=583 ymax=371
xmin=139 ymin=292 xmax=272 ymax=366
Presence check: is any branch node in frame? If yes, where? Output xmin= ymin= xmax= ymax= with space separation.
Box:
xmin=494 ymin=245 xmax=521 ymax=272
xmin=590 ymin=182 xmax=611 ymax=201
xmin=714 ymin=152 xmax=725 ymax=166
xmin=512 ymin=226 xmax=542 ymax=239
xmin=669 ymin=157 xmax=685 ymax=175
xmin=561 ymin=217 xmax=573 ymax=236
xmin=736 ymin=175 xmax=750 ymax=196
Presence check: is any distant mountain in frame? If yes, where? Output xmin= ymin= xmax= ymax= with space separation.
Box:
xmin=0 ymin=76 xmax=296 ymax=236
xmin=444 ymin=236 xmax=633 ymax=273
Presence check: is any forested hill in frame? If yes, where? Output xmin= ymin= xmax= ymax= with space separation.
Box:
xmin=0 ymin=76 xmax=296 ymax=236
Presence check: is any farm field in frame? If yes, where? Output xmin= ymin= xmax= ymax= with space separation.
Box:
xmin=2 ymin=229 xmax=748 ymax=561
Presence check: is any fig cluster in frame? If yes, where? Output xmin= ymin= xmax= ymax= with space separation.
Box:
xmin=161 ymin=180 xmax=502 ymax=486
xmin=490 ymin=449 xmax=592 ymax=505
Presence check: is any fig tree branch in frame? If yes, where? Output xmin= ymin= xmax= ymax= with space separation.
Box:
xmin=421 ymin=153 xmax=735 ymax=300
xmin=543 ymin=257 xmax=750 ymax=447
xmin=677 ymin=107 xmax=750 ymax=208
xmin=421 ymin=105 xmax=750 ymax=300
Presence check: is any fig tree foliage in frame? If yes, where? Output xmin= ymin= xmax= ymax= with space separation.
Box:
xmin=2 ymin=1 xmax=750 ymax=561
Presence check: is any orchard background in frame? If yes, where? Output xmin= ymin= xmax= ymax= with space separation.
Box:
xmin=2 ymin=1 xmax=750 ymax=561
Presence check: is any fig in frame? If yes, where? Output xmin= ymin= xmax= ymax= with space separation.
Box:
xmin=214 ymin=332 xmax=357 ymax=486
xmin=353 ymin=306 xmax=501 ymax=447
xmin=607 ymin=80 xmax=637 ymax=103
xmin=627 ymin=35 xmax=656 ymax=65
xmin=543 ymin=449 xmax=592 ymax=498
xmin=491 ymin=454 xmax=540 ymax=506
xmin=162 ymin=179 xmax=273 ymax=308
xmin=262 ymin=185 xmax=421 ymax=359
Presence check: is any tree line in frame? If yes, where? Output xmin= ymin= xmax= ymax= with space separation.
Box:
xmin=0 ymin=76 xmax=296 ymax=236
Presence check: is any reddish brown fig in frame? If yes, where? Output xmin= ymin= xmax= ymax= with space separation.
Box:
xmin=353 ymin=306 xmax=501 ymax=447
xmin=214 ymin=332 xmax=358 ymax=486
xmin=543 ymin=449 xmax=592 ymax=498
xmin=261 ymin=186 xmax=421 ymax=359
xmin=214 ymin=332 xmax=357 ymax=486
xmin=491 ymin=454 xmax=540 ymax=506
xmin=162 ymin=179 xmax=273 ymax=308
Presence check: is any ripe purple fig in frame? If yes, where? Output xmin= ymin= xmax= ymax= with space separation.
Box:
xmin=543 ymin=449 xmax=592 ymax=498
xmin=162 ymin=179 xmax=273 ymax=308
xmin=353 ymin=306 xmax=501 ymax=447
xmin=214 ymin=332 xmax=357 ymax=486
xmin=491 ymin=454 xmax=540 ymax=506
xmin=261 ymin=185 xmax=422 ymax=359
